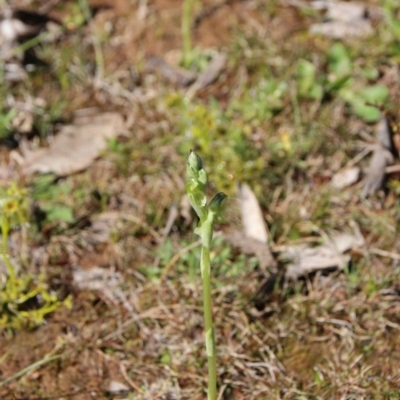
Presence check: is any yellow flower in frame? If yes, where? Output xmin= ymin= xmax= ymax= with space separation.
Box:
xmin=281 ymin=132 xmax=292 ymax=152
xmin=7 ymin=183 xmax=27 ymax=198
xmin=3 ymin=199 xmax=19 ymax=215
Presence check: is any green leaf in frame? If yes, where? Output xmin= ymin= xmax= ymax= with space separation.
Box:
xmin=352 ymin=102 xmax=382 ymax=122
xmin=326 ymin=75 xmax=353 ymax=94
xmin=357 ymin=85 xmax=389 ymax=105
xmin=383 ymin=5 xmax=400 ymax=39
xmin=309 ymin=84 xmax=323 ymax=99
xmin=42 ymin=204 xmax=74 ymax=223
xmin=361 ymin=67 xmax=379 ymax=80
xmin=328 ymin=43 xmax=352 ymax=77
xmin=296 ymin=59 xmax=317 ymax=97
xmin=0 ymin=108 xmax=17 ymax=139
xmin=209 ymin=192 xmax=228 ymax=216
xmin=160 ymin=348 xmax=172 ymax=365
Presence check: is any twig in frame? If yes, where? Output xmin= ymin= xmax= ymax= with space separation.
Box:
xmin=78 ymin=0 xmax=104 ymax=83
xmin=0 ymin=355 xmax=61 ymax=387
xmin=386 ymin=164 xmax=400 ymax=174
xmin=120 ymin=362 xmax=144 ymax=393
xmin=370 ymin=248 xmax=400 ymax=261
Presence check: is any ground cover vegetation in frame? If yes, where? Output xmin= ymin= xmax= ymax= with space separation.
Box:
xmin=0 ymin=0 xmax=400 ymax=398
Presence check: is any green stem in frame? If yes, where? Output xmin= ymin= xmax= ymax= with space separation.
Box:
xmin=1 ymin=217 xmax=15 ymax=286
xmin=200 ymin=230 xmax=217 ymax=400
xmin=78 ymin=0 xmax=105 ymax=82
xmin=17 ymin=210 xmax=28 ymax=266
xmin=182 ymin=0 xmax=195 ymax=68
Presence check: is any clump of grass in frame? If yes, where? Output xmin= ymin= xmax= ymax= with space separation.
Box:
xmin=0 ymin=183 xmax=71 ymax=330
xmin=181 ymin=0 xmax=212 ymax=71
xmin=182 ymin=0 xmax=195 ymax=69
xmin=186 ymin=151 xmax=227 ymax=400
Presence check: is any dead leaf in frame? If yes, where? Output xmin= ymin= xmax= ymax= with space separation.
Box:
xmin=17 ymin=111 xmax=124 ymax=177
xmin=0 ymin=9 xmax=44 ymax=43
xmin=186 ymin=52 xmax=227 ymax=99
xmin=362 ymin=116 xmax=395 ymax=198
xmin=308 ymin=1 xmax=377 ymax=39
xmin=310 ymin=20 xmax=372 ymax=39
xmin=106 ymin=380 xmax=130 ymax=394
xmin=145 ymin=55 xmax=196 ymax=87
xmin=229 ymin=184 xmax=276 ymax=273
xmin=3 ymin=62 xmax=27 ymax=81
xmin=11 ymin=109 xmax=34 ymax=134
xmin=0 ymin=7 xmax=61 ymax=82
xmin=253 ymin=229 xmax=364 ymax=307
xmin=331 ymin=166 xmax=360 ymax=189
xmin=282 ymin=230 xmax=364 ymax=279
xmin=88 ymin=211 xmax=123 ymax=242
xmin=73 ymin=266 xmax=121 ymax=292
xmin=73 ymin=265 xmax=138 ymax=315
xmin=237 ymin=183 xmax=269 ymax=244
xmin=325 ymin=1 xmax=369 ymax=22
xmin=225 ymin=231 xmax=277 ymax=271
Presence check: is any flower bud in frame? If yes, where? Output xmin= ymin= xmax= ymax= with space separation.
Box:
xmin=209 ymin=192 xmax=227 ymax=215
xmin=187 ymin=150 xmax=203 ymax=178
xmin=198 ymin=169 xmax=208 ymax=186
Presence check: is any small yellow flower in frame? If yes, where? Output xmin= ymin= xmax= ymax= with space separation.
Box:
xmin=3 ymin=199 xmax=19 ymax=215
xmin=7 ymin=183 xmax=26 ymax=198
xmin=281 ymin=132 xmax=292 ymax=152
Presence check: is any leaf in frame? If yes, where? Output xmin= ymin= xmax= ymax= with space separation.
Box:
xmin=308 ymin=1 xmax=374 ymax=40
xmin=362 ymin=117 xmax=395 ymax=198
xmin=310 ymin=20 xmax=373 ymax=39
xmin=186 ymin=52 xmax=227 ymax=99
xmin=326 ymin=1 xmax=370 ymax=23
xmin=237 ymin=183 xmax=268 ymax=244
xmin=285 ymin=232 xmax=365 ymax=276
xmin=18 ymin=111 xmax=124 ymax=177
xmin=328 ymin=43 xmax=352 ymax=77
xmin=357 ymin=85 xmax=389 ymax=105
xmin=73 ymin=266 xmax=121 ymax=293
xmin=253 ymin=230 xmax=365 ymax=307
xmin=0 ymin=108 xmax=17 ymax=139
xmin=225 ymin=231 xmax=276 ymax=271
xmin=383 ymin=5 xmax=400 ymax=40
xmin=331 ymin=167 xmax=360 ymax=189
xmin=296 ymin=59 xmax=317 ymax=97
xmin=352 ymin=102 xmax=381 ymax=123
xmin=145 ymin=55 xmax=196 ymax=87
xmin=106 ymin=381 xmax=130 ymax=395
xmin=42 ymin=204 xmax=74 ymax=223
xmin=326 ymin=75 xmax=353 ymax=94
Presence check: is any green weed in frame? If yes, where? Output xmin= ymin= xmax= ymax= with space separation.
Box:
xmin=169 ymin=95 xmax=264 ymax=193
xmin=0 ymin=107 xmax=17 ymax=140
xmin=296 ymin=42 xmax=389 ymax=122
xmin=0 ymin=183 xmax=71 ymax=330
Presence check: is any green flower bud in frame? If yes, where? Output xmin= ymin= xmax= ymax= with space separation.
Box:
xmin=198 ymin=169 xmax=208 ymax=185
xmin=187 ymin=150 xmax=203 ymax=178
xmin=209 ymin=192 xmax=227 ymax=215
xmin=186 ymin=181 xmax=207 ymax=221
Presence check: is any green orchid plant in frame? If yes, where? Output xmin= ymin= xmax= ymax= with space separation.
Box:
xmin=186 ymin=150 xmax=227 ymax=400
